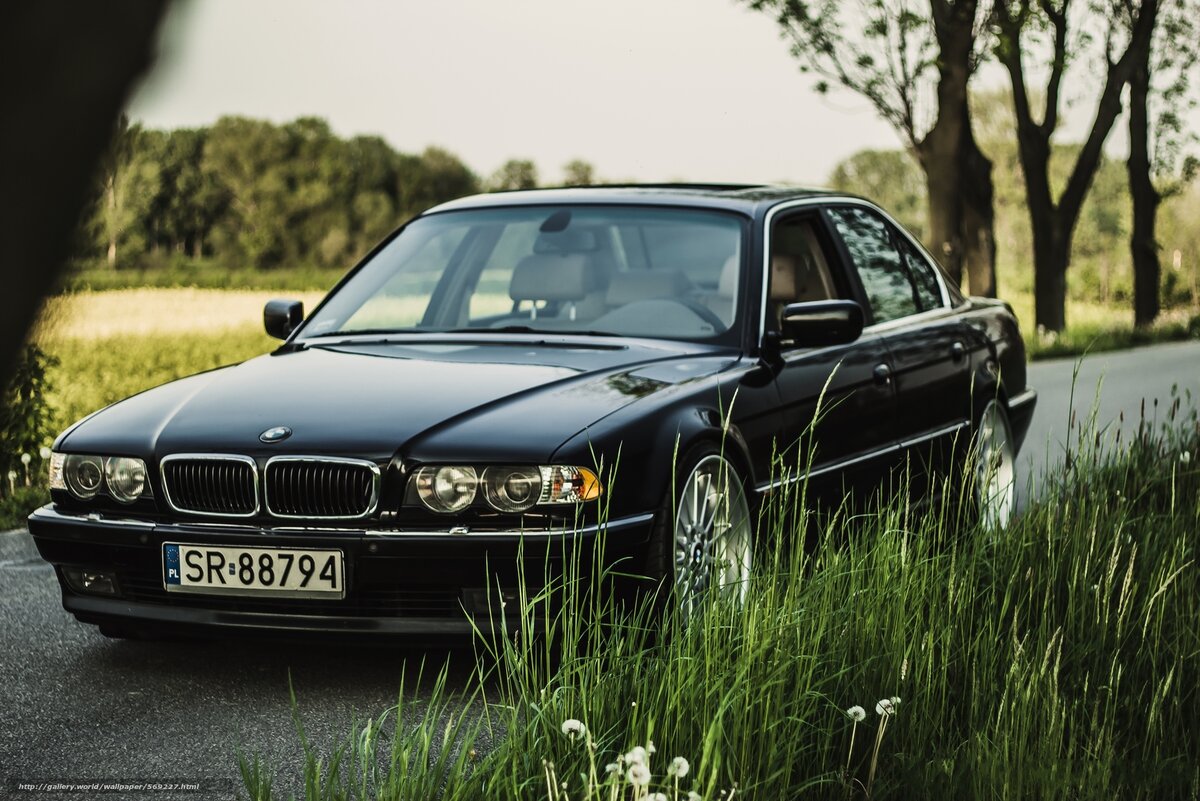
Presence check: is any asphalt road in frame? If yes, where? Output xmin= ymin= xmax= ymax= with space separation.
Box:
xmin=2 ymin=339 xmax=1199 ymax=800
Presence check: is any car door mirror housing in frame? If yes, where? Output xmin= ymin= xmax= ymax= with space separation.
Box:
xmin=264 ymin=299 xmax=304 ymax=340
xmin=778 ymin=300 xmax=864 ymax=348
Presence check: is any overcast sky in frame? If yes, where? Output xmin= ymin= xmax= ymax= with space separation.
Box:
xmin=127 ymin=0 xmax=1182 ymax=187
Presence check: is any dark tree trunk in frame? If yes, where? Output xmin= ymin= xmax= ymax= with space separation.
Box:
xmin=915 ymin=0 xmax=980 ymax=291
xmin=1128 ymin=32 xmax=1160 ymax=327
xmin=920 ymin=150 xmax=964 ymax=286
xmin=0 ymin=1 xmax=168 ymax=394
xmin=1033 ymin=221 xmax=1070 ymax=332
xmin=959 ymin=108 xmax=996 ymax=297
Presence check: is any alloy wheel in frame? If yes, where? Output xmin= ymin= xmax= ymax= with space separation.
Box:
xmin=672 ymin=454 xmax=753 ymax=616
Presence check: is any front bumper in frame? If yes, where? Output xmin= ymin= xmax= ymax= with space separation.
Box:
xmin=28 ymin=505 xmax=654 ymax=637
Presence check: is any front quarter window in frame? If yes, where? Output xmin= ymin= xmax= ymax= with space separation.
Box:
xmin=301 ymin=206 xmax=746 ymax=344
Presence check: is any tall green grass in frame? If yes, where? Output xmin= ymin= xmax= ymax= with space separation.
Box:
xmin=241 ymin=404 xmax=1200 ymax=800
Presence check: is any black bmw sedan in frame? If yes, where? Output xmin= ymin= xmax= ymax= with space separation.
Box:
xmin=29 ymin=185 xmax=1036 ymax=637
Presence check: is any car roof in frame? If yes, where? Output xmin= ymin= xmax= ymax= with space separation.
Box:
xmin=424 ymin=184 xmax=851 ymax=218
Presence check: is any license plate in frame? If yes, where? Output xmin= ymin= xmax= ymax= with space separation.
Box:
xmin=162 ymin=543 xmax=345 ymax=599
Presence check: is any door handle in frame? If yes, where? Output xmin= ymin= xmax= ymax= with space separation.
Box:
xmin=951 ymin=341 xmax=966 ymax=361
xmin=873 ymin=363 xmax=892 ymax=384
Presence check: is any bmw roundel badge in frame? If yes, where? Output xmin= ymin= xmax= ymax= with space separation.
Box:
xmin=260 ymin=426 xmax=292 ymax=443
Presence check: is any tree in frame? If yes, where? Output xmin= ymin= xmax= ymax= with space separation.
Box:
xmin=828 ymin=149 xmax=927 ymax=239
xmin=0 ymin=0 xmax=167 ymax=400
xmin=1125 ymin=0 xmax=1198 ymax=326
xmin=991 ymin=0 xmax=1158 ymax=331
xmin=562 ymin=159 xmax=596 ymax=187
xmin=745 ymin=0 xmax=998 ymax=296
xmin=95 ymin=116 xmax=162 ymax=268
xmin=488 ymin=159 xmax=539 ymax=191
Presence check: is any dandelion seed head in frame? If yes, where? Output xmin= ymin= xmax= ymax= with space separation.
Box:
xmin=647 ymin=794 xmax=668 ymax=801
xmin=846 ymin=705 xmax=866 ymax=722
xmin=1182 ymin=451 xmax=1192 ymax=464
xmin=687 ymin=793 xmax=702 ymax=801
xmin=889 ymin=696 xmax=901 ymax=710
xmin=625 ymin=746 xmax=648 ymax=765
xmin=668 ymin=756 xmax=690 ymax=778
xmin=605 ymin=762 xmax=620 ymax=775
xmin=875 ymin=698 xmax=895 ymax=716
xmin=560 ymin=719 xmax=586 ymax=740
xmin=20 ymin=453 xmax=31 ymax=466
xmin=626 ymin=762 xmax=651 ymax=786
xmin=6 ymin=470 xmax=16 ymax=482
xmin=647 ymin=740 xmax=657 ymax=755
xmin=39 ymin=447 xmax=52 ymax=461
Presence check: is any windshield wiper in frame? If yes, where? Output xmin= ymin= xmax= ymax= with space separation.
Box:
xmin=442 ymin=326 xmax=621 ymax=337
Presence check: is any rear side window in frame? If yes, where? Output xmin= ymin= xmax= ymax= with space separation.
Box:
xmin=895 ymin=235 xmax=945 ymax=311
xmin=826 ymin=206 xmax=918 ymax=323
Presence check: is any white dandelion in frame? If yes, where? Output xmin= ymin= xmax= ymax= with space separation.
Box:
xmin=605 ymin=762 xmax=620 ymax=775
xmin=668 ymin=756 xmax=690 ymax=778
xmin=647 ymin=794 xmax=668 ymax=801
xmin=889 ymin=696 xmax=901 ymax=710
xmin=687 ymin=793 xmax=702 ymax=801
xmin=39 ymin=446 xmax=52 ymax=461
xmin=560 ymin=719 xmax=586 ymax=741
xmin=875 ymin=698 xmax=895 ymax=716
xmin=625 ymin=746 xmax=648 ymax=766
xmin=846 ymin=705 xmax=867 ymax=722
xmin=1182 ymin=451 xmax=1192 ymax=464
xmin=627 ymin=762 xmax=651 ymax=787
xmin=20 ymin=453 xmax=32 ymax=467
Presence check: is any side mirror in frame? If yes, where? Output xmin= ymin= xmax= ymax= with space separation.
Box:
xmin=264 ymin=299 xmax=304 ymax=340
xmin=779 ymin=300 xmax=864 ymax=348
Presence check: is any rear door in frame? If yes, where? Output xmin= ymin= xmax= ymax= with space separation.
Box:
xmin=823 ymin=205 xmax=974 ymax=496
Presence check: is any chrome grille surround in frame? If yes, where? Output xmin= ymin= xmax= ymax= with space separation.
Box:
xmin=263 ymin=456 xmax=381 ymax=520
xmin=159 ymin=453 xmax=259 ymax=518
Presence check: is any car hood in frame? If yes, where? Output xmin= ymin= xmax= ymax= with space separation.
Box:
xmin=61 ymin=337 xmax=740 ymax=462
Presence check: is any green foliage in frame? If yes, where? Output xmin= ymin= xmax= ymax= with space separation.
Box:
xmin=43 ymin=326 xmax=272 ymax=436
xmin=0 ymin=345 xmax=57 ymax=481
xmin=72 ymin=116 xmax=481 ymax=273
xmin=240 ymin=410 xmax=1200 ymax=799
xmin=561 ymin=159 xmax=596 ymax=187
xmin=489 ymin=159 xmax=539 ymax=192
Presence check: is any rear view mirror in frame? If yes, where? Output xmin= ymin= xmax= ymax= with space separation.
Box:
xmin=779 ymin=300 xmax=864 ymax=347
xmin=264 ymin=299 xmax=304 ymax=340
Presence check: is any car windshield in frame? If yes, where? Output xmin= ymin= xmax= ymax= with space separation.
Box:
xmin=301 ymin=205 xmax=746 ymax=343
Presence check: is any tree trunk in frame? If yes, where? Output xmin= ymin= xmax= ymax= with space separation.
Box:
xmin=921 ymin=152 xmax=964 ymax=286
xmin=106 ymin=176 xmax=117 ymax=268
xmin=959 ymin=109 xmax=996 ymax=297
xmin=1033 ymin=221 xmax=1069 ymax=333
xmin=1128 ymin=31 xmax=1160 ymax=328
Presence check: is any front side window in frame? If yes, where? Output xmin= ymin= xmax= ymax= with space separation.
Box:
xmin=826 ymin=206 xmax=918 ymax=324
xmin=302 ymin=206 xmax=746 ymax=343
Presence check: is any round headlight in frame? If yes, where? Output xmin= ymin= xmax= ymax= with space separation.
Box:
xmin=481 ymin=466 xmax=543 ymax=513
xmin=415 ymin=466 xmax=478 ymax=513
xmin=63 ymin=454 xmax=104 ymax=500
xmin=105 ymin=457 xmax=147 ymax=503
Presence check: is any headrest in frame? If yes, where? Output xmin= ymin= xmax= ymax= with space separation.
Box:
xmin=718 ymin=254 xmax=740 ymax=297
xmin=769 ymin=255 xmax=797 ymax=301
xmin=509 ymin=253 xmax=591 ymax=302
xmin=606 ymin=270 xmax=689 ymax=307
xmin=532 ymin=228 xmax=598 ymax=253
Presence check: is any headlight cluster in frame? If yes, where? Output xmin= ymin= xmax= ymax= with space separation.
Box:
xmin=49 ymin=452 xmax=149 ymax=504
xmin=411 ymin=464 xmax=601 ymax=514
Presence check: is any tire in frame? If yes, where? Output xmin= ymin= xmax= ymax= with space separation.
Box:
xmin=973 ymin=399 xmax=1017 ymax=529
xmin=644 ymin=445 xmax=754 ymax=617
